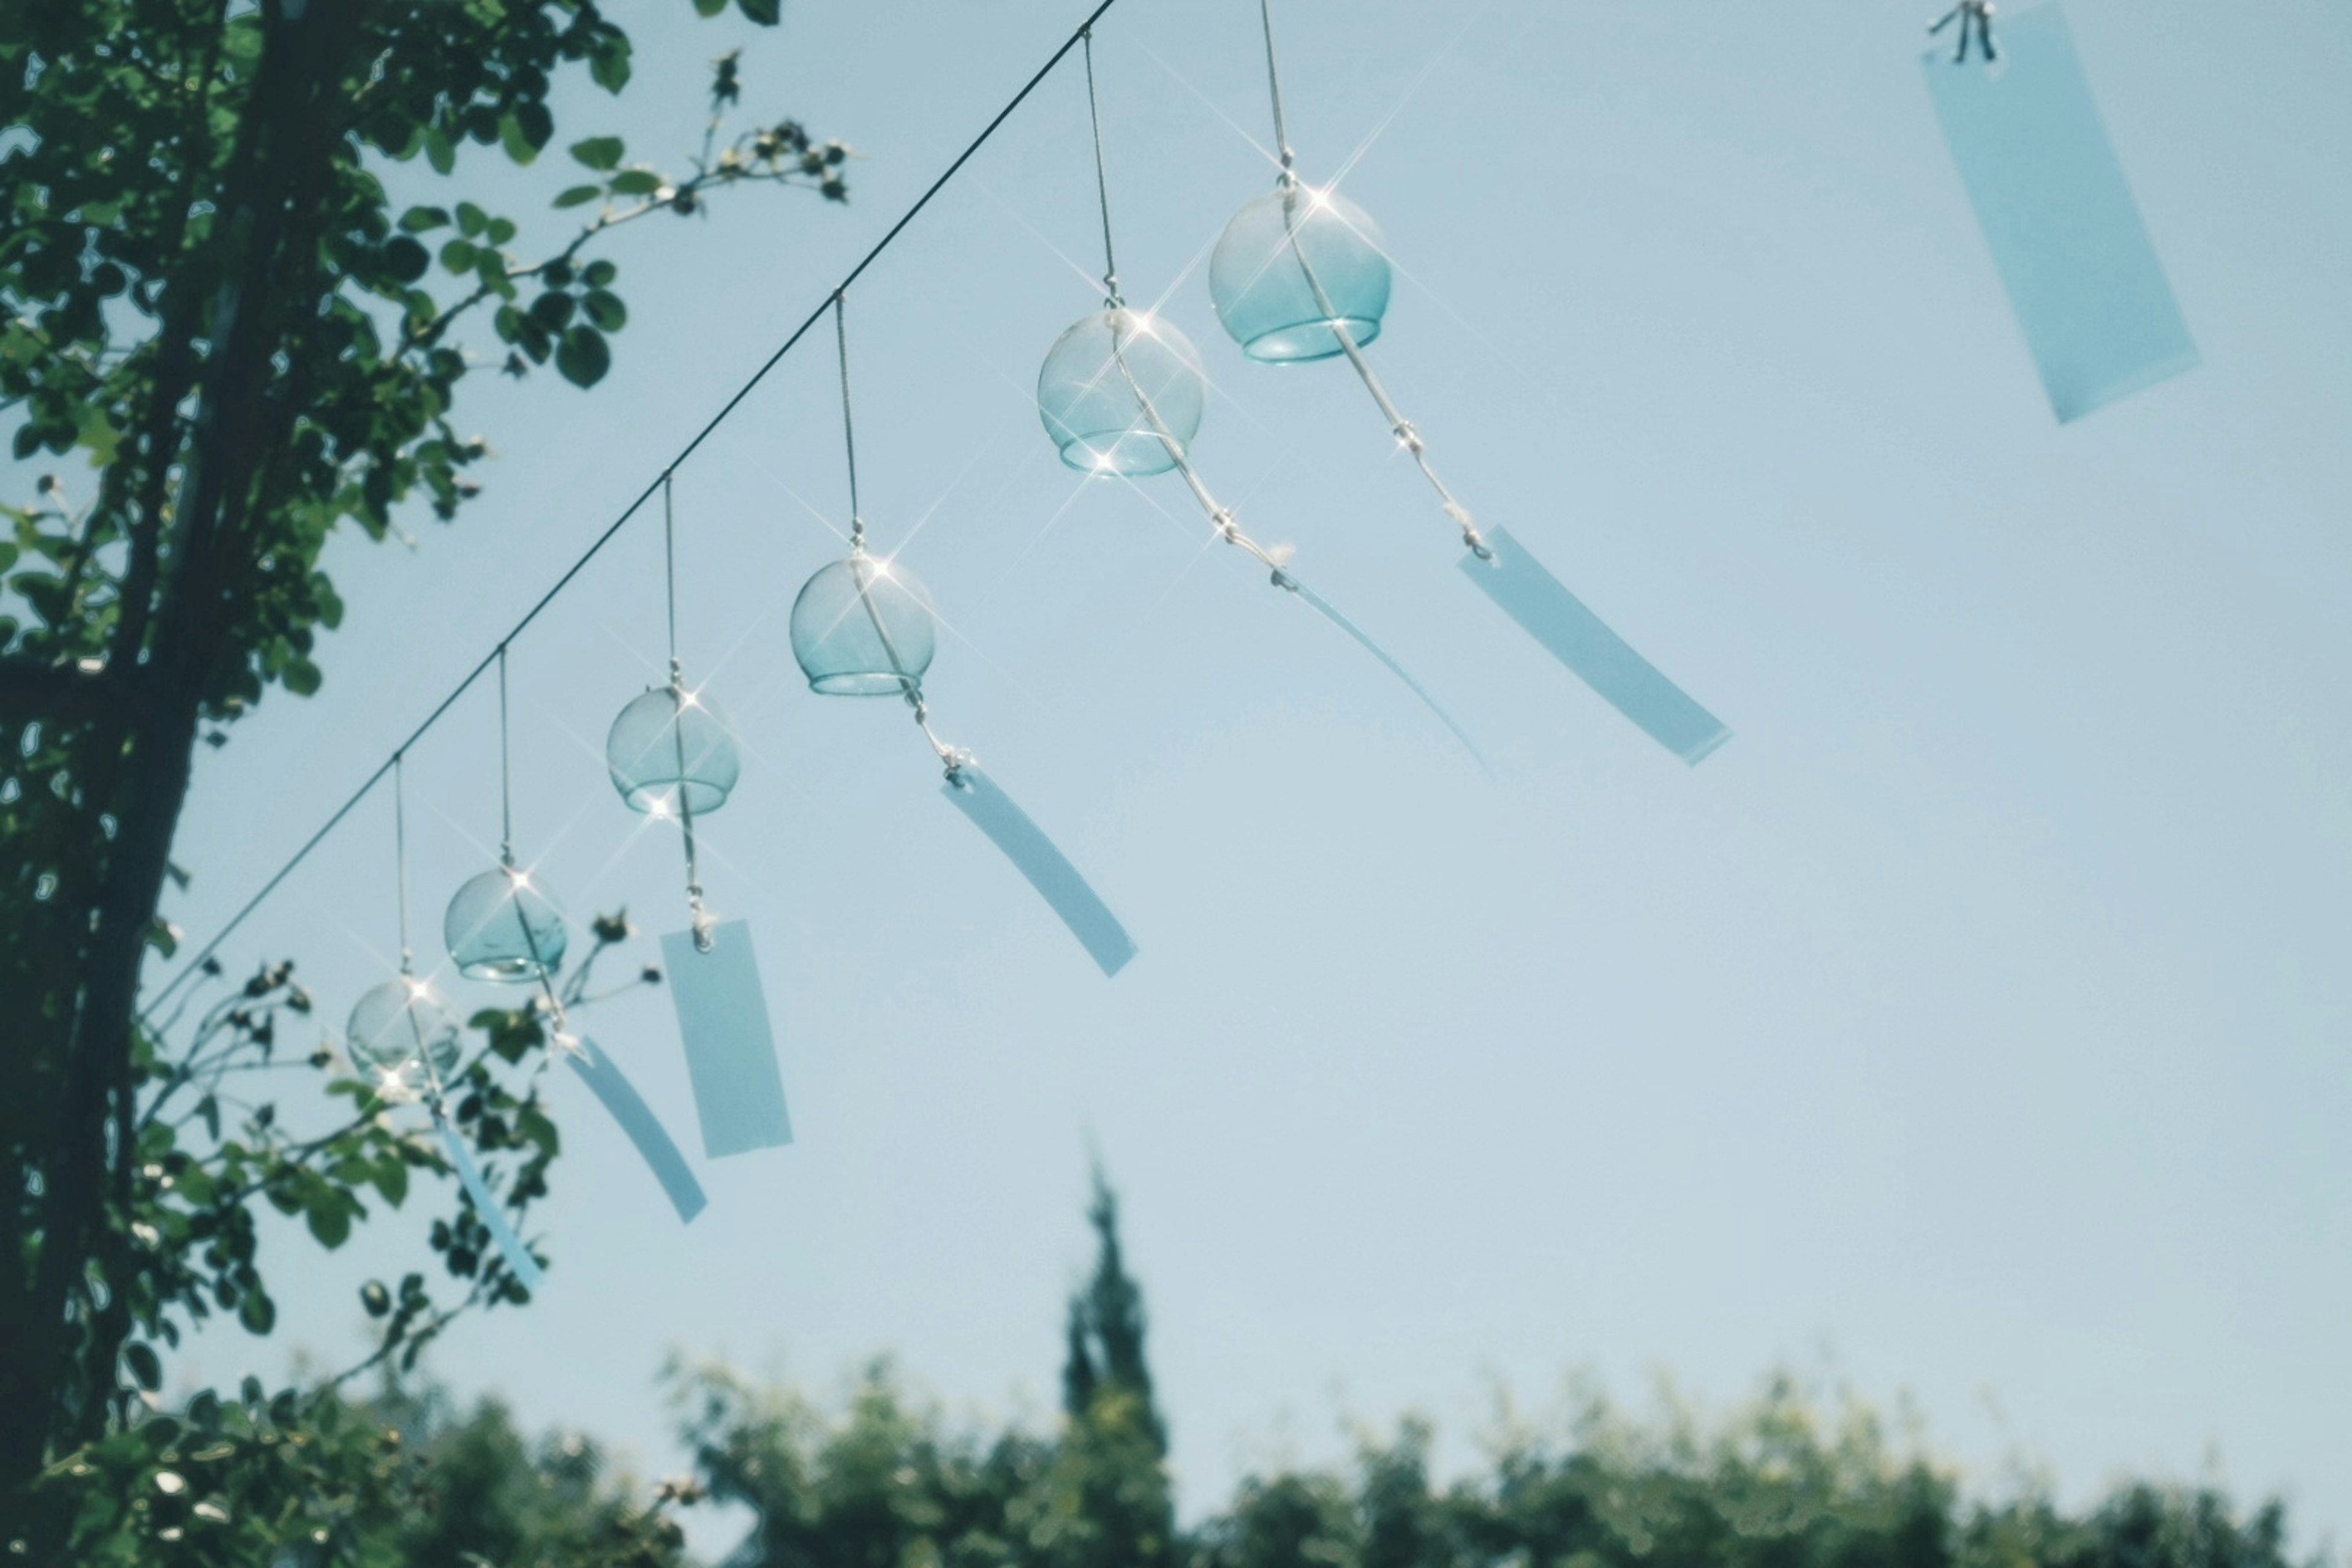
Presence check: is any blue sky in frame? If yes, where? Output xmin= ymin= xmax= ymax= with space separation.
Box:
xmin=137 ymin=0 xmax=2352 ymax=1552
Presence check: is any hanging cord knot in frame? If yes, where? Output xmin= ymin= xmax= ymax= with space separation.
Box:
xmin=1444 ymin=502 xmax=1490 ymax=559
xmin=1928 ymin=0 xmax=1997 ymax=62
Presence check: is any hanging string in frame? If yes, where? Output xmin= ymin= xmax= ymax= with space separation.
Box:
xmin=393 ymin=751 xmax=413 ymax=974
xmin=1928 ymin=1 xmax=1997 ymax=63
xmin=1080 ymin=28 xmax=1123 ymax=307
xmin=140 ymin=0 xmax=1126 ymax=1022
xmin=1257 ymin=0 xmax=1298 ymax=183
xmin=660 ymin=473 xmax=714 ymax=951
xmin=662 ymin=471 xmax=681 ymax=680
xmin=834 ymin=290 xmax=963 ymax=777
xmin=1248 ymin=0 xmax=1488 ymax=557
xmin=834 ymin=292 xmax=865 ymax=549
xmin=496 ymin=644 xmax=514 ymax=866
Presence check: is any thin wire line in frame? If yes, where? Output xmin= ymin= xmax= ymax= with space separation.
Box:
xmin=138 ymin=0 xmax=1124 ymax=1022
xmin=1081 ymin=28 xmax=1121 ymax=306
xmin=834 ymin=292 xmax=862 ymax=545
xmin=1258 ymin=0 xmax=1297 ymax=178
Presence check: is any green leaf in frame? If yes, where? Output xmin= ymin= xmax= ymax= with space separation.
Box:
xmin=555 ymin=326 xmax=610 ymax=388
xmin=371 ymin=1154 xmax=409 ymax=1207
xmin=361 ymin=1280 xmax=391 ymax=1317
xmin=527 ymin=292 xmax=574 ymax=332
xmin=304 ymin=1193 xmax=351 ymax=1250
xmin=581 ymin=290 xmax=627 ymax=332
xmin=608 ymin=168 xmax=663 ymax=197
xmin=423 ymin=126 xmax=456 ymax=175
xmin=693 ymin=0 xmax=726 ymax=13
xmin=582 ymin=259 xmax=617 ymax=288
xmin=0 ymin=542 xmax=17 ymax=574
xmin=569 ymin=135 xmax=625 ymax=172
xmin=282 ymin=656 xmax=322 ymax=698
xmin=455 ymin=201 xmax=489 ymax=237
xmin=738 ymin=0 xmax=782 ymax=23
xmin=439 ymin=238 xmax=478 ymax=274
xmin=553 ymin=184 xmax=603 ymax=209
xmin=399 ymin=205 xmax=451 ymax=233
xmin=122 ymin=1342 xmax=162 ymax=1391
xmin=499 ymin=113 xmax=539 ymax=166
xmin=589 ymin=36 xmax=633 ymax=92
xmin=237 ymin=1290 xmax=276 ymax=1336
xmin=383 ymin=236 xmax=428 ymax=282
xmin=486 ymin=217 xmax=517 ymax=246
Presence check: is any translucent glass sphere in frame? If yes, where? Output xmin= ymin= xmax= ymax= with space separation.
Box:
xmin=1036 ymin=307 xmax=1206 ymax=477
xmin=788 ymin=551 xmax=938 ymax=696
xmin=443 ymin=863 xmax=567 ymax=982
xmin=1208 ymin=185 xmax=1392 ymax=362
xmin=345 ymin=976 xmax=461 ymax=1079
xmin=605 ymin=685 xmax=741 ymax=815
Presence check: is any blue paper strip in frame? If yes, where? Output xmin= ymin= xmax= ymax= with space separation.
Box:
xmin=662 ymin=921 xmax=793 ymax=1159
xmin=1283 ymin=575 xmax=1490 ymax=772
xmin=942 ymin=764 xmax=1137 ymax=977
xmin=436 ymin=1120 xmax=545 ymax=1291
xmin=565 ymin=1037 xmax=708 ymax=1224
xmin=1460 ymin=527 xmax=1730 ymax=764
xmin=1924 ymin=2 xmax=2198 ymax=421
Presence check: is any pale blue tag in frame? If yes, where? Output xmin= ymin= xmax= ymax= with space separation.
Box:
xmin=437 ymin=1119 xmax=545 ymax=1291
xmin=1283 ymin=574 xmax=1488 ymax=772
xmin=662 ymin=921 xmax=793 ymax=1158
xmin=1924 ymin=2 xmax=2198 ymax=421
xmin=942 ymin=764 xmax=1137 ymax=977
xmin=565 ymin=1037 xmax=708 ymax=1223
xmin=1460 ymin=527 xmax=1730 ymax=764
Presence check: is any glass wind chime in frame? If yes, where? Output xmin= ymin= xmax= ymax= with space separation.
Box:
xmin=432 ymin=646 xmax=712 ymax=1225
xmin=1919 ymin=1 xmax=2196 ymax=422
xmin=788 ymin=293 xmax=1138 ymax=978
xmin=1213 ymin=0 xmax=1732 ymax=766
xmin=348 ymin=752 xmax=546 ymax=1290
xmin=601 ymin=477 xmax=793 ymax=1161
xmin=1034 ymin=29 xmax=1482 ymax=766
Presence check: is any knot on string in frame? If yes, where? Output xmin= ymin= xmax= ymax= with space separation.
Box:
xmin=1442 ymin=502 xmax=1491 ymax=559
xmin=1928 ymin=0 xmax=1997 ymax=62
xmin=687 ymin=886 xmax=715 ymax=953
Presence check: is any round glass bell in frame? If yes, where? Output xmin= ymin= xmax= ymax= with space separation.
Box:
xmin=345 ymin=976 xmax=462 ymax=1079
xmin=788 ymin=550 xmax=938 ymax=696
xmin=443 ymin=863 xmax=567 ymax=982
xmin=1036 ymin=307 xmax=1206 ymax=477
xmin=1208 ymin=185 xmax=1392 ymax=363
xmin=605 ymin=685 xmax=741 ymax=815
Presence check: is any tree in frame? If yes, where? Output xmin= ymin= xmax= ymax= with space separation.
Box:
xmin=1044 ymin=1167 xmax=1175 ymax=1568
xmin=0 ymin=0 xmax=850 ymax=1509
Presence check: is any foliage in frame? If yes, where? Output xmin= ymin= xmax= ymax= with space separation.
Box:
xmin=0 ymin=0 xmax=848 ymax=1506
xmin=6 ymin=914 xmax=658 ymax=1561
xmin=12 ymin=1373 xmax=694 ymax=1567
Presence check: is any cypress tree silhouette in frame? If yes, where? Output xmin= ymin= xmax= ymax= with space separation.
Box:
xmin=1049 ymin=1163 xmax=1174 ymax=1568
